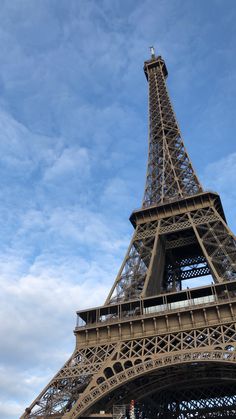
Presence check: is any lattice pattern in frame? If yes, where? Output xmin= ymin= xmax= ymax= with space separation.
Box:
xmin=136 ymin=221 xmax=159 ymax=240
xmin=24 ymin=319 xmax=236 ymax=419
xmin=165 ymin=235 xmax=196 ymax=249
xmin=195 ymin=215 xmax=236 ymax=282
xmin=69 ymin=351 xmax=236 ymax=418
xmin=154 ymin=385 xmax=236 ymax=418
xmin=106 ymin=224 xmax=158 ymax=303
xmin=124 ymin=387 xmax=236 ymax=418
xmin=27 ymin=344 xmax=117 ymax=418
xmin=113 ymin=324 xmax=236 ymax=361
xmin=164 ymin=253 xmax=210 ymax=290
xmin=159 ymin=207 xmax=218 ymax=234
xmin=58 ymin=323 xmax=236 ymax=418
xmin=107 ymin=205 xmax=236 ymax=301
xmin=113 ymin=404 xmax=126 ymax=419
xmin=142 ymin=57 xmax=202 ymax=206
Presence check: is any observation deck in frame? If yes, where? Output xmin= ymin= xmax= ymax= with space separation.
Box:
xmin=75 ymin=281 xmax=236 ymax=346
xmin=144 ymin=55 xmax=168 ymax=80
xmin=130 ymin=191 xmax=226 ymax=227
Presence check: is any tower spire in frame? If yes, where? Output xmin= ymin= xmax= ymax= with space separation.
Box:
xmin=150 ymin=45 xmax=155 ymax=59
xmin=143 ymin=53 xmax=203 ymax=207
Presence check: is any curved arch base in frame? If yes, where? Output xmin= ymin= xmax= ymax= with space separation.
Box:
xmin=65 ymin=349 xmax=236 ymax=418
xmin=91 ymin=363 xmax=236 ymax=418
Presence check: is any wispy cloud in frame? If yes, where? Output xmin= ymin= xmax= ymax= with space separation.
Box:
xmin=202 ymin=152 xmax=236 ymax=230
xmin=43 ymin=146 xmax=90 ymax=181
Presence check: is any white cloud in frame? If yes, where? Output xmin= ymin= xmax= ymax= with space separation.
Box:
xmin=43 ymin=147 xmax=90 ymax=182
xmin=47 ymin=206 xmax=129 ymax=252
xmin=203 ymin=152 xmax=236 ymax=193
xmin=202 ymin=152 xmax=236 ymax=228
xmin=0 ymin=203 xmax=129 ymax=376
xmin=0 ymin=401 xmax=25 ymax=419
xmin=0 ymin=365 xmax=49 ymax=401
xmin=0 ymin=249 xmax=119 ymax=411
xmin=102 ymin=176 xmax=137 ymax=210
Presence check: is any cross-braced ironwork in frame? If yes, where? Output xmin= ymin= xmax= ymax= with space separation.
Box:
xmin=142 ymin=55 xmax=203 ymax=207
xmin=21 ymin=48 xmax=236 ymax=419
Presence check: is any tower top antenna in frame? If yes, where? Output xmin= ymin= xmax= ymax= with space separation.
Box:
xmin=150 ymin=46 xmax=155 ymax=58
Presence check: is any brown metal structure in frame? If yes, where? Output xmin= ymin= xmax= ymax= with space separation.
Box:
xmin=21 ymin=49 xmax=236 ymax=419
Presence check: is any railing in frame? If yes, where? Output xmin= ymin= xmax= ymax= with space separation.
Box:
xmin=75 ymin=279 xmax=236 ymax=330
xmin=143 ymin=294 xmax=215 ymax=315
xmin=76 ymin=292 xmax=232 ymax=329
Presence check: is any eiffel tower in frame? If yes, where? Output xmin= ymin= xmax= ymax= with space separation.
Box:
xmin=22 ymin=48 xmax=236 ymax=419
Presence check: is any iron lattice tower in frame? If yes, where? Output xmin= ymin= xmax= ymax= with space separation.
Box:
xmin=22 ymin=49 xmax=236 ymax=419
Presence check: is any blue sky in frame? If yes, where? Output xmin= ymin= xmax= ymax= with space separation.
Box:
xmin=1 ymin=0 xmax=236 ymax=417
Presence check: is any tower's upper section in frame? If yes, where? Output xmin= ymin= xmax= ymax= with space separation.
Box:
xmin=142 ymin=50 xmax=203 ymax=207
xmin=144 ymin=54 xmax=168 ymax=80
